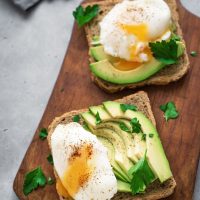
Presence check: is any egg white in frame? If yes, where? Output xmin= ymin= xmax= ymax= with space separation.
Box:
xmin=51 ymin=122 xmax=117 ymax=200
xmin=100 ymin=0 xmax=171 ymax=62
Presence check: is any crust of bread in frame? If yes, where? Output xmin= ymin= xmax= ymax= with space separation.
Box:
xmin=83 ymin=0 xmax=190 ymax=93
xmin=47 ymin=91 xmax=176 ymax=200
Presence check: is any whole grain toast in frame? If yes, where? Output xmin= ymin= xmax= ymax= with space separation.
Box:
xmin=47 ymin=91 xmax=176 ymax=200
xmin=83 ymin=0 xmax=190 ymax=93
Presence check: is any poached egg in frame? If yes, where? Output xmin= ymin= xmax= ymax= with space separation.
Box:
xmin=100 ymin=0 xmax=171 ymax=64
xmin=51 ymin=122 xmax=117 ymax=200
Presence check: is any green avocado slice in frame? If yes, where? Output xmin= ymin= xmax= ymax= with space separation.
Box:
xmin=90 ymin=59 xmax=165 ymax=84
xmin=103 ymin=101 xmax=173 ymax=183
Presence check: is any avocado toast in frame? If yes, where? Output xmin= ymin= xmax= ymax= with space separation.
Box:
xmin=48 ymin=91 xmax=176 ymax=200
xmin=83 ymin=0 xmax=190 ymax=93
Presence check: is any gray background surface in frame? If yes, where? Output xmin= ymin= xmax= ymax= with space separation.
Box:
xmin=0 ymin=0 xmax=199 ymax=199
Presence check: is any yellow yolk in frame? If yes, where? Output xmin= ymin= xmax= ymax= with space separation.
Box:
xmin=121 ymin=24 xmax=149 ymax=60
xmin=56 ymin=178 xmax=71 ymax=198
xmin=120 ymin=23 xmax=149 ymax=41
xmin=110 ymin=47 xmax=153 ymax=71
xmin=56 ymin=144 xmax=94 ymax=198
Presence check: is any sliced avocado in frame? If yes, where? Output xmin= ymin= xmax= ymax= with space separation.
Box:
xmin=124 ymin=110 xmax=172 ymax=182
xmin=81 ymin=111 xmax=96 ymax=127
xmin=177 ymin=41 xmax=185 ymax=57
xmin=91 ymin=127 xmax=133 ymax=176
xmin=97 ymin=121 xmax=138 ymax=163
xmin=90 ymin=46 xmax=110 ymax=61
xmin=103 ymin=101 xmax=172 ymax=182
xmin=117 ymin=180 xmax=131 ymax=193
xmin=103 ymin=101 xmax=125 ymax=118
xmin=90 ymin=59 xmax=165 ymax=84
xmin=89 ymin=105 xmax=111 ymax=121
xmin=97 ymin=136 xmax=130 ymax=182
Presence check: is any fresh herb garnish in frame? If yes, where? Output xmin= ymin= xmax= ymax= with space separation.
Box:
xmin=129 ymin=152 xmax=155 ymax=195
xmin=149 ymin=133 xmax=154 ymax=138
xmin=130 ymin=118 xmax=142 ymax=133
xmin=47 ymin=154 xmax=54 ymax=165
xmin=149 ymin=38 xmax=181 ymax=65
xmin=73 ymin=115 xmax=80 ymax=123
xmin=119 ymin=122 xmax=131 ymax=133
xmin=160 ymin=101 xmax=179 ymax=121
xmin=39 ymin=128 xmax=48 ymax=140
xmin=83 ymin=122 xmax=90 ymax=131
xmin=47 ymin=177 xmax=54 ymax=185
xmin=23 ymin=167 xmax=47 ymax=196
xmin=120 ymin=104 xmax=137 ymax=112
xmin=141 ymin=133 xmax=146 ymax=141
xmin=95 ymin=112 xmax=101 ymax=125
xmin=190 ymin=51 xmax=197 ymax=57
xmin=73 ymin=5 xmax=99 ymax=27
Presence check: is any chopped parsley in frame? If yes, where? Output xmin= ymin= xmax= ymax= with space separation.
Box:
xmin=160 ymin=101 xmax=179 ymax=121
xmin=129 ymin=152 xmax=155 ymax=195
xmin=23 ymin=167 xmax=47 ymax=196
xmin=141 ymin=133 xmax=146 ymax=141
xmin=149 ymin=133 xmax=154 ymax=138
xmin=47 ymin=154 xmax=54 ymax=165
xmin=119 ymin=122 xmax=131 ymax=133
xmin=190 ymin=51 xmax=197 ymax=57
xmin=73 ymin=5 xmax=99 ymax=27
xmin=39 ymin=128 xmax=48 ymax=140
xmin=149 ymin=38 xmax=181 ymax=65
xmin=83 ymin=122 xmax=90 ymax=131
xmin=95 ymin=112 xmax=102 ymax=125
xmin=120 ymin=104 xmax=137 ymax=112
xmin=130 ymin=118 xmax=142 ymax=133
xmin=73 ymin=115 xmax=80 ymax=123
xmin=47 ymin=177 xmax=54 ymax=185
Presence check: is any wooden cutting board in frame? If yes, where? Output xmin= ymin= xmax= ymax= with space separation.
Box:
xmin=13 ymin=1 xmax=200 ymax=199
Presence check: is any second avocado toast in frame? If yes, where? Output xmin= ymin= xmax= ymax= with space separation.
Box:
xmin=48 ymin=91 xmax=176 ymax=200
xmin=83 ymin=0 xmax=190 ymax=93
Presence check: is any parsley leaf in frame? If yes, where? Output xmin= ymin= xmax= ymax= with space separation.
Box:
xmin=83 ymin=122 xmax=90 ymax=131
xmin=190 ymin=51 xmax=197 ymax=57
xmin=23 ymin=167 xmax=47 ymax=196
xmin=120 ymin=104 xmax=137 ymax=112
xmin=129 ymin=153 xmax=155 ymax=195
xmin=95 ymin=112 xmax=101 ymax=125
xmin=39 ymin=128 xmax=48 ymax=140
xmin=73 ymin=115 xmax=80 ymax=123
xmin=47 ymin=177 xmax=54 ymax=185
xmin=160 ymin=101 xmax=179 ymax=121
xmin=130 ymin=118 xmax=142 ymax=133
xmin=119 ymin=122 xmax=131 ymax=133
xmin=149 ymin=38 xmax=180 ymax=65
xmin=141 ymin=133 xmax=146 ymax=141
xmin=73 ymin=5 xmax=99 ymax=27
xmin=47 ymin=154 xmax=54 ymax=165
xmin=149 ymin=133 xmax=154 ymax=138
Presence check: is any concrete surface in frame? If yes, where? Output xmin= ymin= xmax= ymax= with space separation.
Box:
xmin=0 ymin=0 xmax=199 ymax=199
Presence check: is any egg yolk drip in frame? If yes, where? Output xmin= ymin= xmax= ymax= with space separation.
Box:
xmin=109 ymin=23 xmax=153 ymax=71
xmin=56 ymin=144 xmax=94 ymax=198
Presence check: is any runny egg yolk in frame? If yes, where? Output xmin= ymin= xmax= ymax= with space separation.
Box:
xmin=121 ymin=23 xmax=149 ymax=60
xmin=121 ymin=23 xmax=149 ymax=41
xmin=111 ymin=47 xmax=153 ymax=71
xmin=109 ymin=23 xmax=152 ymax=71
xmin=56 ymin=144 xmax=94 ymax=198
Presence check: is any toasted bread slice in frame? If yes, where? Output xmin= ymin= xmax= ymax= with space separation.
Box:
xmin=47 ymin=91 xmax=176 ymax=200
xmin=83 ymin=0 xmax=190 ymax=93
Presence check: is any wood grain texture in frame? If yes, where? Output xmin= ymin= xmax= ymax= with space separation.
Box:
xmin=13 ymin=0 xmax=200 ymax=199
